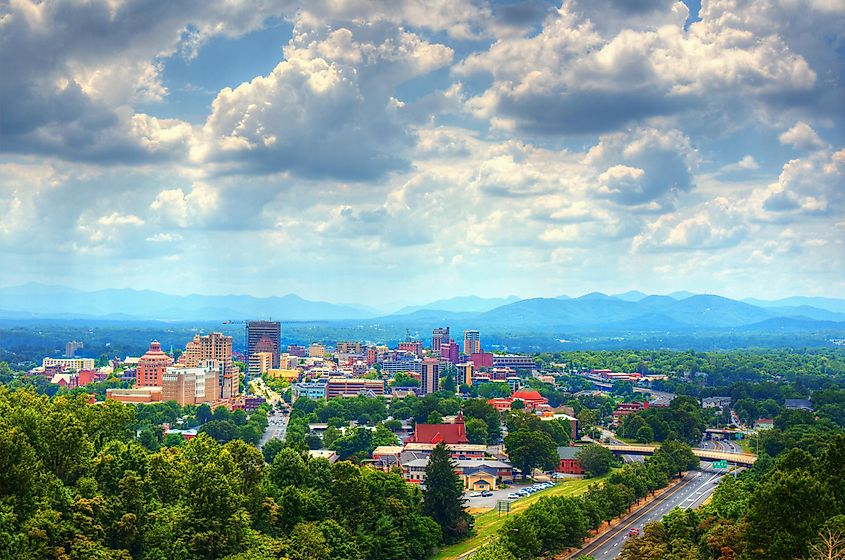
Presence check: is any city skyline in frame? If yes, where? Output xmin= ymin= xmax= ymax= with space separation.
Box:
xmin=1 ymin=0 xmax=844 ymax=306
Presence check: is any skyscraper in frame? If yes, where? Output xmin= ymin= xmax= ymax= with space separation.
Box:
xmin=463 ymin=330 xmax=480 ymax=355
xmin=246 ymin=321 xmax=281 ymax=368
xmin=421 ymin=358 xmax=440 ymax=395
xmin=432 ymin=327 xmax=449 ymax=354
xmin=178 ymin=332 xmax=235 ymax=397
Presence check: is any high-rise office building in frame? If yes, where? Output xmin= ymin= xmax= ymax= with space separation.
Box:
xmin=442 ymin=339 xmax=460 ymax=364
xmin=178 ymin=332 xmax=236 ymax=397
xmin=137 ymin=341 xmax=173 ymax=387
xmin=432 ymin=327 xmax=450 ymax=353
xmin=463 ymin=330 xmax=481 ymax=355
xmin=246 ymin=321 xmax=281 ymax=367
xmin=421 ymin=358 xmax=440 ymax=395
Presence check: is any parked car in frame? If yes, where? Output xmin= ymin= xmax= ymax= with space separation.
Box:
xmin=480 ymin=490 xmax=493 ymax=497
xmin=468 ymin=492 xmax=481 ymax=498
xmin=507 ymin=493 xmax=521 ymax=499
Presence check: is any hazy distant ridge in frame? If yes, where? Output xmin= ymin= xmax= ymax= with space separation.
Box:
xmin=1 ymin=284 xmax=844 ymax=331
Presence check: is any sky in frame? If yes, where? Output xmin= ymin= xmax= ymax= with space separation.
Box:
xmin=1 ymin=0 xmax=844 ymax=308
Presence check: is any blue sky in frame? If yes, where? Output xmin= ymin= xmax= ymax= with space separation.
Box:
xmin=1 ymin=0 xmax=843 ymax=308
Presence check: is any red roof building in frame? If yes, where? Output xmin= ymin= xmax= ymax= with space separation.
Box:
xmin=407 ymin=413 xmax=469 ymax=444
xmin=136 ymin=341 xmax=173 ymax=387
xmin=511 ymin=388 xmax=548 ymax=409
xmin=486 ymin=389 xmax=549 ymax=412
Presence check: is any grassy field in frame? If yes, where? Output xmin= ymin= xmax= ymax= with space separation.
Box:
xmin=432 ymin=474 xmax=612 ymax=560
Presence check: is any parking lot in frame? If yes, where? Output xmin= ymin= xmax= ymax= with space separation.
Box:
xmin=464 ymin=480 xmax=556 ymax=509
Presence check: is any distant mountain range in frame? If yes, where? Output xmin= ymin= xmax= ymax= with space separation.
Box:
xmin=1 ymin=284 xmax=844 ymax=334
xmin=393 ymin=295 xmax=521 ymax=315
xmin=0 ymin=283 xmax=371 ymax=322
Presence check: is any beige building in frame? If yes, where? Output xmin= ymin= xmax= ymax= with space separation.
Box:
xmin=162 ymin=367 xmax=219 ymax=406
xmin=106 ymin=386 xmax=163 ymax=404
xmin=42 ymin=357 xmax=95 ymax=371
xmin=457 ymin=362 xmax=473 ymax=386
xmin=336 ymin=341 xmax=362 ymax=354
xmin=309 ymin=343 xmax=326 ymax=358
xmin=248 ymin=351 xmax=274 ymax=377
xmin=178 ymin=332 xmax=235 ymax=398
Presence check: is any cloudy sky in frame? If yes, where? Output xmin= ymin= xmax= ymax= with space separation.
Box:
xmin=1 ymin=0 xmax=843 ymax=308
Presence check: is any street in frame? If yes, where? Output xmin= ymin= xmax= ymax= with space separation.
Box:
xmin=259 ymin=410 xmax=289 ymax=449
xmin=572 ymin=465 xmax=730 ymax=559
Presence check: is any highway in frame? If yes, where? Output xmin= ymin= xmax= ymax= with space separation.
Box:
xmin=572 ymin=466 xmax=729 ymax=559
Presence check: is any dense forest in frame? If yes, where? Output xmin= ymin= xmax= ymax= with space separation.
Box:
xmin=0 ymin=388 xmax=447 ymax=560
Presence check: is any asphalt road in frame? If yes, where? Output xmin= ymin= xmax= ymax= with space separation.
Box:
xmin=572 ymin=467 xmax=728 ymax=559
xmin=259 ymin=412 xmax=289 ymax=449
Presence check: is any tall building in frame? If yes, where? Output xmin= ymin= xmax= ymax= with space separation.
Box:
xmin=137 ymin=341 xmax=173 ymax=387
xmin=463 ymin=330 xmax=481 ymax=355
xmin=248 ymin=351 xmax=274 ymax=377
xmin=456 ymin=362 xmax=473 ymax=386
xmin=421 ymin=358 xmax=440 ymax=395
xmin=178 ymin=332 xmax=236 ymax=398
xmin=432 ymin=327 xmax=450 ymax=354
xmin=442 ymin=340 xmax=460 ymax=364
xmin=309 ymin=343 xmax=326 ymax=358
xmin=65 ymin=340 xmax=84 ymax=358
xmin=246 ymin=321 xmax=281 ymax=368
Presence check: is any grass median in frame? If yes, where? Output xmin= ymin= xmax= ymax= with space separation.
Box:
xmin=433 ymin=474 xmax=612 ymax=560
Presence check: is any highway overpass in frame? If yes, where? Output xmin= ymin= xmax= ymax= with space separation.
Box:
xmin=601 ymin=444 xmax=757 ymax=466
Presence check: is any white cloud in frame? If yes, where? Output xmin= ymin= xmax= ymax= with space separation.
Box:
xmin=458 ymin=1 xmax=819 ymax=135
xmin=778 ymin=121 xmax=827 ymax=151
xmin=200 ymin=20 xmax=453 ymax=179
xmin=150 ymin=182 xmax=219 ymax=227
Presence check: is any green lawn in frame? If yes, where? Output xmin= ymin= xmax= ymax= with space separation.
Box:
xmin=432 ymin=474 xmax=612 ymax=560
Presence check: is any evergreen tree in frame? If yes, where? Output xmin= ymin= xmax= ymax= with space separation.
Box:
xmin=423 ymin=442 xmax=473 ymax=543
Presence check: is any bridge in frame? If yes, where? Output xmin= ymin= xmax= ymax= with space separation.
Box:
xmin=601 ymin=444 xmax=757 ymax=466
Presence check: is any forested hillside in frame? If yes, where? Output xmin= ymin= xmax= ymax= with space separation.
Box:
xmin=0 ymin=388 xmax=442 ymax=560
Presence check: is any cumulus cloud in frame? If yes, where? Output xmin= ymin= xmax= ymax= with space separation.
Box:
xmin=458 ymin=0 xmax=820 ymax=135
xmin=149 ymin=182 xmax=219 ymax=227
xmin=718 ymin=155 xmax=759 ymax=174
xmin=778 ymin=122 xmax=827 ymax=151
xmin=200 ymin=20 xmax=453 ymax=179
xmin=752 ymin=147 xmax=844 ymax=220
xmin=585 ymin=127 xmax=697 ymax=205
xmin=633 ymin=197 xmax=747 ymax=252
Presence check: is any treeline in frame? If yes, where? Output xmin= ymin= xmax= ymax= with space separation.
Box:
xmin=535 ymin=348 xmax=845 ymax=384
xmin=620 ymin=432 xmax=845 ymax=559
xmin=0 ymin=387 xmax=451 ymax=560
xmin=473 ymin=440 xmax=700 ymax=560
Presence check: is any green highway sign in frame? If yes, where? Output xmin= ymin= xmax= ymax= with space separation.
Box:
xmin=712 ymin=460 xmax=728 ymax=469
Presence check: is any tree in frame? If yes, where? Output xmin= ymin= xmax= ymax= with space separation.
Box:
xmin=745 ymin=468 xmax=836 ymax=559
xmin=505 ymin=429 xmax=558 ymax=480
xmin=423 ymin=442 xmax=472 ymax=543
xmin=511 ymin=399 xmax=525 ymax=410
xmin=651 ymin=440 xmax=698 ymax=478
xmin=262 ymin=438 xmax=285 ymax=464
xmin=636 ymin=425 xmax=654 ymax=444
xmin=576 ymin=444 xmax=615 ymax=477
xmin=465 ymin=418 xmax=489 ymax=445
xmin=199 ymin=420 xmax=239 ymax=443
